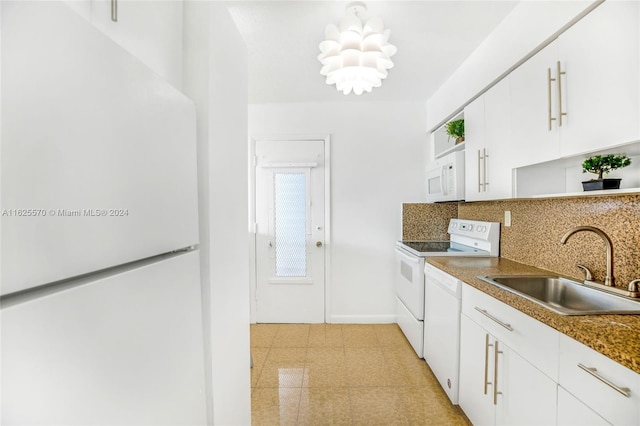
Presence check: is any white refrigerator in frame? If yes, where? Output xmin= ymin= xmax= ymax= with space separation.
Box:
xmin=1 ymin=2 xmax=207 ymax=424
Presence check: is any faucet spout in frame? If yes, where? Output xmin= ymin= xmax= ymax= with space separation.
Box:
xmin=560 ymin=226 xmax=615 ymax=287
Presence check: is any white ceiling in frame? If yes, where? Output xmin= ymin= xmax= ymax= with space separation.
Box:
xmin=225 ymin=1 xmax=518 ymax=103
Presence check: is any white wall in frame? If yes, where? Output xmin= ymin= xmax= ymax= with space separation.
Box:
xmin=249 ymin=102 xmax=427 ymax=323
xmin=183 ymin=2 xmax=251 ymax=424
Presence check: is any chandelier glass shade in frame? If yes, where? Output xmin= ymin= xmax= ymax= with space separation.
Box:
xmin=318 ymin=2 xmax=397 ymax=95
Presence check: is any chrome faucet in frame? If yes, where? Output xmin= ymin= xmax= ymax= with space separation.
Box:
xmin=560 ymin=226 xmax=615 ymax=287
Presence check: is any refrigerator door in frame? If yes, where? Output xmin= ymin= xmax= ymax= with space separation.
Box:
xmin=1 ymin=250 xmax=206 ymax=425
xmin=1 ymin=2 xmax=199 ymax=295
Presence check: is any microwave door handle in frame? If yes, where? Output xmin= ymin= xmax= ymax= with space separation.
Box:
xmin=440 ymin=166 xmax=448 ymax=195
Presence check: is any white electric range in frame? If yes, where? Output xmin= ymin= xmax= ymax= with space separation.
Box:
xmin=395 ymin=218 xmax=500 ymax=358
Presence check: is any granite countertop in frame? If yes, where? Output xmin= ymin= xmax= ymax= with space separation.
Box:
xmin=426 ymin=256 xmax=640 ymax=375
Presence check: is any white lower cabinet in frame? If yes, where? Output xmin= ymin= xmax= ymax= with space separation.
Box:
xmin=459 ymin=314 xmax=496 ymax=425
xmin=558 ymin=334 xmax=640 ymax=426
xmin=496 ymin=340 xmax=557 ymax=425
xmin=459 ymin=314 xmax=557 ymax=426
xmin=451 ymin=278 xmax=640 ymax=426
xmin=557 ymin=386 xmax=610 ymax=426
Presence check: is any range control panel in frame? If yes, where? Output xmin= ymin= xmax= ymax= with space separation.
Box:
xmin=448 ymin=219 xmax=499 ymax=240
xmin=447 ymin=219 xmax=501 ymax=257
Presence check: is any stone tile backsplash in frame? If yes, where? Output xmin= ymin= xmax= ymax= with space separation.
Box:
xmin=402 ymin=203 xmax=458 ymax=240
xmin=403 ymin=194 xmax=640 ymax=288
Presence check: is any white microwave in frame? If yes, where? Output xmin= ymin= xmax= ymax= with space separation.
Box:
xmin=426 ymin=151 xmax=465 ymax=202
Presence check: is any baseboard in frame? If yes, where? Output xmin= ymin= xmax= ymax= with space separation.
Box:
xmin=327 ymin=314 xmax=397 ymax=324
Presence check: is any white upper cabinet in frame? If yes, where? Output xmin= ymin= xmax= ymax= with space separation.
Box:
xmin=464 ymin=97 xmax=485 ymax=201
xmin=457 ymin=0 xmax=640 ymax=199
xmin=464 ymin=78 xmax=514 ymax=201
xmin=510 ymin=1 xmax=639 ymax=166
xmin=557 ymin=0 xmax=639 ymax=157
xmin=509 ymin=40 xmax=561 ymax=168
xmin=64 ymin=0 xmax=184 ymax=88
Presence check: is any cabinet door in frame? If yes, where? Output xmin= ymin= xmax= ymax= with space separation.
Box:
xmin=464 ymin=97 xmax=486 ymax=202
xmin=558 ymin=334 xmax=640 ymax=426
xmin=64 ymin=0 xmax=91 ymax=20
xmin=510 ymin=40 xmax=561 ymax=167
xmin=557 ymin=386 xmax=610 ymax=426
xmin=459 ymin=314 xmax=496 ymax=426
xmin=90 ymin=0 xmax=184 ymax=87
xmin=484 ymin=77 xmax=513 ymax=200
xmin=495 ymin=342 xmax=557 ymax=425
xmin=558 ymin=1 xmax=640 ymax=156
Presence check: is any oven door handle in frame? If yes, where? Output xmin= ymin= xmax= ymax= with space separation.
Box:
xmin=395 ymin=248 xmax=421 ymax=264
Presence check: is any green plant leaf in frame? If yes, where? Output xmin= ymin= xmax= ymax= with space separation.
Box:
xmin=581 ymin=154 xmax=632 ymax=180
xmin=445 ymin=119 xmax=464 ymax=139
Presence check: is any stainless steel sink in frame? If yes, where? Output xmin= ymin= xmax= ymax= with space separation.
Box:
xmin=477 ymin=275 xmax=640 ymax=315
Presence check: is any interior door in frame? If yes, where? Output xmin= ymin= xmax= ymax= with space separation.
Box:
xmin=254 ymin=140 xmax=325 ymax=323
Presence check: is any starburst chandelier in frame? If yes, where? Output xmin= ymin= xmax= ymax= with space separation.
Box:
xmin=318 ymin=2 xmax=397 ymax=95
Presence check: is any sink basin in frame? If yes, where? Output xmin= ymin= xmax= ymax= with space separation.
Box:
xmin=477 ymin=275 xmax=640 ymax=315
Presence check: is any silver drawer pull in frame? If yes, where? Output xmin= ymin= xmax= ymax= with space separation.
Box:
xmin=577 ymin=363 xmax=631 ymax=398
xmin=474 ymin=307 xmax=514 ymax=331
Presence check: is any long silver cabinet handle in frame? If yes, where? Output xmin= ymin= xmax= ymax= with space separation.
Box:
xmin=577 ymin=363 xmax=631 ymax=398
xmin=483 ymin=334 xmax=493 ymax=395
xmin=493 ymin=340 xmax=503 ymax=405
xmin=547 ymin=67 xmax=556 ymax=130
xmin=557 ymin=61 xmax=567 ymax=126
xmin=474 ymin=307 xmax=514 ymax=331
xmin=483 ymin=148 xmax=489 ymax=190
xmin=477 ymin=150 xmax=482 ymax=192
xmin=111 ymin=0 xmax=118 ymax=22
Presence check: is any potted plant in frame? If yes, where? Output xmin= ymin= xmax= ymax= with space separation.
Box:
xmin=581 ymin=154 xmax=632 ymax=191
xmin=445 ymin=119 xmax=465 ymax=144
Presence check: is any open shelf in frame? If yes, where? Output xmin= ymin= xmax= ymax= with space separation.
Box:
xmin=432 ymin=111 xmax=464 ymax=159
xmin=514 ymin=140 xmax=640 ymax=199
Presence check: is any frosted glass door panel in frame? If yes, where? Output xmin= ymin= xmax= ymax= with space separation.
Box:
xmin=1 ymin=2 xmax=199 ymax=295
xmin=274 ymin=173 xmax=308 ymax=277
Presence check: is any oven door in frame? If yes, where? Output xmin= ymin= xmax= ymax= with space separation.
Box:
xmin=395 ymin=247 xmax=425 ymax=320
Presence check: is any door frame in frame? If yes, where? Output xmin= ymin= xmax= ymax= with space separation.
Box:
xmin=248 ymin=135 xmax=331 ymax=323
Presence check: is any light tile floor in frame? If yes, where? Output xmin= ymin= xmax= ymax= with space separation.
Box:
xmin=250 ymin=323 xmax=470 ymax=425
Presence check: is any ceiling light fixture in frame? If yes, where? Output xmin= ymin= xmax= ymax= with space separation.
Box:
xmin=318 ymin=2 xmax=397 ymax=95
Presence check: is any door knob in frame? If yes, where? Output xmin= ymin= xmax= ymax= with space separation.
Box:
xmin=316 ymin=241 xmax=323 ymax=247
